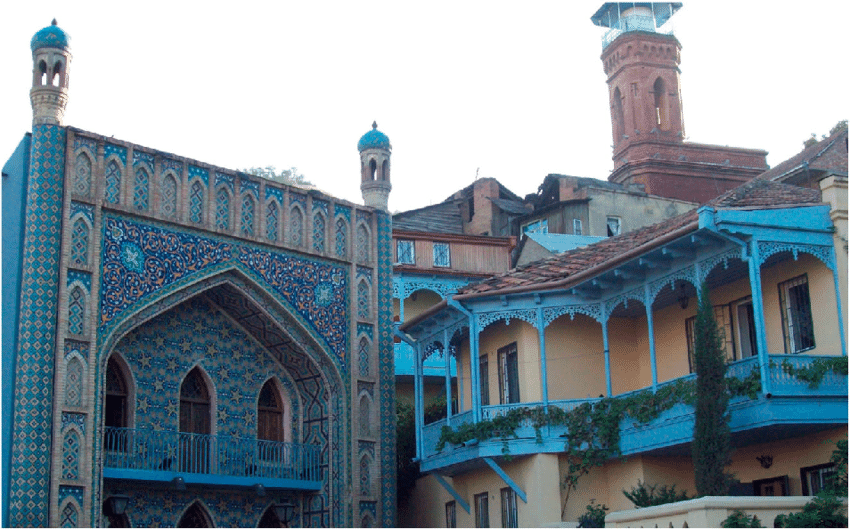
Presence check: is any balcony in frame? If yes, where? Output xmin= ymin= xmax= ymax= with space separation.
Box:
xmin=102 ymin=427 xmax=322 ymax=490
xmin=395 ymin=342 xmax=457 ymax=378
xmin=419 ymin=355 xmax=847 ymax=474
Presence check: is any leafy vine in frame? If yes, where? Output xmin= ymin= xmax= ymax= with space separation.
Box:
xmin=781 ymin=356 xmax=847 ymax=388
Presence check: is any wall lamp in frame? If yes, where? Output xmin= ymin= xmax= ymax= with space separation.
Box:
xmin=107 ymin=494 xmax=130 ymax=516
xmin=757 ymin=455 xmax=774 ymax=469
xmin=274 ymin=501 xmax=296 ymax=525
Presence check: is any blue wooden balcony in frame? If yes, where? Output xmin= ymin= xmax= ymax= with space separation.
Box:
xmin=395 ymin=342 xmax=456 ymax=378
xmin=419 ymin=355 xmax=847 ymax=474
xmin=102 ymin=427 xmax=322 ymax=490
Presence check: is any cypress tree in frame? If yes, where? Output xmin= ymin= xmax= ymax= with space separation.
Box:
xmin=692 ymin=282 xmax=733 ymax=496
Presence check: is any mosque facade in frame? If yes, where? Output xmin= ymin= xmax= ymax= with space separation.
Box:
xmin=2 ymin=21 xmax=397 ymax=528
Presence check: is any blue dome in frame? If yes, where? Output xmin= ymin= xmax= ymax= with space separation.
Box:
xmin=31 ymin=20 xmax=70 ymax=52
xmin=357 ymin=122 xmax=391 ymax=151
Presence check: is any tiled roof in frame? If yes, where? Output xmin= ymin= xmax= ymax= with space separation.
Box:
xmin=760 ymin=128 xmax=848 ymax=182
xmin=393 ymin=201 xmax=464 ymax=234
xmin=457 ymin=179 xmax=821 ymax=297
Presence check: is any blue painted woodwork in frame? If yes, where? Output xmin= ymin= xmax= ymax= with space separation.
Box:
xmin=102 ymin=427 xmax=322 ymax=489
xmin=432 ymin=473 xmax=471 ymax=514
xmin=418 ymin=356 xmax=847 ymax=474
xmin=483 ymin=457 xmax=527 ymax=503
xmin=395 ymin=342 xmax=457 ymax=377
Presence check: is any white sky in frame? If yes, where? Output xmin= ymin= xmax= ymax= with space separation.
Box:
xmin=2 ymin=1 xmax=847 ymax=213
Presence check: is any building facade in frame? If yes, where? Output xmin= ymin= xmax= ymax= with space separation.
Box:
xmin=2 ymin=22 xmax=396 ymax=528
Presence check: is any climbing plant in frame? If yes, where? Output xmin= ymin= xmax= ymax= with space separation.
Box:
xmin=781 ymin=357 xmax=848 ymax=388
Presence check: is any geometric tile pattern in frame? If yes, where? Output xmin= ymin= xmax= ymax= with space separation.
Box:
xmin=290 ymin=207 xmax=303 ymax=247
xmin=61 ymin=430 xmax=80 ymax=480
xmin=10 ymin=124 xmax=65 ymax=527
xmin=103 ymin=143 xmax=127 ymax=164
xmin=99 ymin=214 xmax=350 ymax=371
xmin=313 ymin=213 xmax=325 ymax=253
xmin=188 ymin=165 xmax=208 ymax=186
xmin=376 ymin=212 xmax=397 ymax=527
xmin=240 ymin=194 xmax=254 ymax=236
xmin=266 ymin=201 xmax=279 ymax=242
xmin=104 ymin=160 xmax=121 ymax=204
xmin=216 ymin=188 xmax=230 ymax=230
xmin=189 ymin=180 xmax=204 ymax=224
xmin=59 ymin=502 xmax=77 ymax=528
xmin=335 ymin=217 xmax=347 ymax=258
xmin=133 ymin=167 xmax=149 ymax=211
xmin=65 ymin=357 xmax=84 ymax=406
xmin=73 ymin=152 xmax=91 ymax=197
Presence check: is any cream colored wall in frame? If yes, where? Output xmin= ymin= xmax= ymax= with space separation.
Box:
xmin=478 ymin=320 xmax=541 ymax=404
xmin=544 ymin=313 xmax=607 ymax=399
xmin=402 ymin=289 xmax=443 ymax=321
xmin=608 ymin=315 xmax=652 ymax=395
xmin=586 ymin=189 xmax=695 ymax=236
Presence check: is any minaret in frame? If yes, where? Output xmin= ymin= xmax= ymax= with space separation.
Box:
xmin=593 ymin=3 xmax=684 ymax=166
xmin=30 ymin=19 xmax=72 ymax=125
xmin=358 ymin=122 xmax=392 ymax=211
xmin=591 ymin=3 xmax=768 ymax=204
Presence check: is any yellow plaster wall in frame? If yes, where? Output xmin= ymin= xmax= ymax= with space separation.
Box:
xmin=544 ymin=313 xmax=607 ymax=400
xmin=401 ymin=289 xmax=443 ymax=321
xmin=478 ymin=320 xmax=541 ymax=404
xmin=608 ymin=315 xmax=652 ymax=394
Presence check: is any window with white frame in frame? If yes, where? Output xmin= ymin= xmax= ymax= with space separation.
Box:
xmin=433 ymin=242 xmax=450 ymax=268
xmin=607 ymin=216 xmax=621 ymax=237
xmin=498 ymin=343 xmax=520 ymax=404
xmin=500 ymin=488 xmax=518 ymax=528
xmin=474 ymin=492 xmax=489 ymax=528
xmin=778 ymin=275 xmax=815 ymax=353
xmin=397 ymin=240 xmax=414 ymax=265
xmin=801 ymin=463 xmax=837 ymax=495
xmin=522 ymin=219 xmax=548 ymax=235
xmin=573 ymin=218 xmax=583 ymax=235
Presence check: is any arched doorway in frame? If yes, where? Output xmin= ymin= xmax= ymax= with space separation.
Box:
xmin=180 ymin=367 xmax=211 ymax=473
xmin=177 ymin=502 xmax=213 ymax=528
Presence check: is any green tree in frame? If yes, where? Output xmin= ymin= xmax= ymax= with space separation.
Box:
xmin=396 ymin=401 xmax=420 ymax=506
xmin=692 ymin=282 xmax=733 ymax=496
xmin=241 ymin=165 xmax=310 ymax=186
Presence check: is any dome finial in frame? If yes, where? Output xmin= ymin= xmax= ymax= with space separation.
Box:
xmin=51 ymin=18 xmax=58 ymax=26
xmin=372 ymin=121 xmax=378 ymax=130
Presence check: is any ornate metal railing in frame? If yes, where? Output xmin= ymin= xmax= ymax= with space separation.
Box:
xmin=103 ymin=427 xmax=322 ymax=482
xmin=601 ymin=14 xmax=674 ymax=49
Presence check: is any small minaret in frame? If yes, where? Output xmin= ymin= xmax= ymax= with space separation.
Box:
xmin=30 ymin=19 xmax=72 ymax=125
xmin=358 ymin=121 xmax=392 ymax=211
xmin=592 ymin=3 xmax=684 ymax=164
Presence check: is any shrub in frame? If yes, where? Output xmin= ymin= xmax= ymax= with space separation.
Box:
xmin=577 ymin=499 xmax=608 ymax=528
xmin=774 ymin=493 xmax=848 ymax=528
xmin=622 ymin=480 xmax=691 ymax=508
xmin=721 ymin=509 xmax=762 ymax=528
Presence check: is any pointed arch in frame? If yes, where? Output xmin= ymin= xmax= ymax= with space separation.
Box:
xmin=104 ymin=158 xmax=123 ymax=204
xmin=356 ymin=223 xmax=371 ymax=263
xmin=61 ymin=427 xmax=82 ymax=479
xmin=612 ymin=86 xmax=625 ymax=142
xmin=177 ymin=501 xmax=214 ymax=528
xmin=70 ymin=216 xmax=91 ymax=268
xmin=359 ymin=394 xmax=372 ymax=437
xmin=133 ymin=165 xmax=150 ymax=211
xmin=313 ymin=211 xmax=326 ymax=253
xmin=215 ymin=187 xmax=231 ymax=230
xmin=289 ymin=206 xmax=304 ymax=247
xmin=258 ymin=504 xmax=284 ymax=528
xmin=653 ymin=77 xmax=669 ymax=130
xmin=257 ymin=378 xmax=286 ymax=444
xmin=189 ymin=179 xmax=205 ymax=224
xmin=59 ymin=498 xmax=80 ymax=528
xmin=266 ymin=200 xmax=280 ymax=241
xmin=241 ymin=193 xmax=256 ymax=236
xmin=335 ymin=216 xmax=349 ymax=258
xmin=74 ymin=151 xmax=92 ymax=197
xmin=357 ymin=279 xmax=371 ymax=320
xmin=161 ymin=172 xmax=179 ymax=218
xmin=179 ymin=366 xmax=213 ymax=473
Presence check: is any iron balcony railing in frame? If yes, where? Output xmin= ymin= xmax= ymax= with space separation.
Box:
xmin=103 ymin=427 xmax=322 ymax=483
xmin=601 ymin=14 xmax=674 ymax=50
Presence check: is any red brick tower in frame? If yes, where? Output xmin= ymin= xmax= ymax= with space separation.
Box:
xmin=592 ymin=3 xmax=768 ymax=204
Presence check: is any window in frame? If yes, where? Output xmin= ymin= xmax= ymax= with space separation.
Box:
xmin=685 ymin=305 xmax=733 ymax=372
xmin=522 ymin=219 xmax=548 ymax=235
xmin=753 ymin=475 xmax=789 ymax=497
xmin=501 ymin=488 xmax=518 ymax=528
xmin=257 ymin=380 xmax=283 ymax=449
xmin=498 ymin=343 xmax=520 ymax=404
xmin=104 ymin=356 xmax=128 ymax=452
xmin=479 ymin=355 xmax=490 ymax=406
xmin=445 ymin=501 xmax=457 ymax=528
xmin=573 ymin=218 xmax=583 ymax=235
xmin=801 ymin=463 xmax=837 ymax=495
xmin=433 ymin=242 xmax=450 ymax=268
xmin=180 ymin=368 xmax=211 ymax=473
xmin=474 ymin=492 xmax=489 ymax=528
xmin=606 ymin=216 xmax=621 ymax=237
xmin=397 ymin=240 xmax=414 ymax=264
xmin=779 ymin=275 xmax=815 ymax=353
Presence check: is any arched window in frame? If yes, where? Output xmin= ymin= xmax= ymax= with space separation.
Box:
xmin=68 ymin=287 xmax=86 ymax=335
xmin=258 ymin=506 xmax=284 ymax=528
xmin=258 ymin=380 xmax=284 ymax=462
xmin=180 ymin=368 xmax=211 ymax=473
xmin=161 ymin=174 xmax=178 ymax=218
xmin=52 ymin=60 xmax=62 ymax=87
xmin=104 ymin=160 xmax=122 ymax=204
xmin=215 ymin=188 xmax=230 ymax=230
xmin=189 ymin=181 xmax=205 ymax=224
xmin=104 ymin=356 xmax=129 ymax=453
xmin=266 ymin=201 xmax=279 ymax=241
xmin=654 ymin=77 xmax=668 ymax=130
xmin=74 ymin=153 xmax=92 ymax=196
xmin=39 ymin=60 xmax=48 ymax=85
xmin=357 ymin=280 xmax=370 ymax=320
xmin=177 ymin=502 xmax=213 ymax=528
xmin=290 ymin=207 xmax=303 ymax=247
xmin=133 ymin=167 xmax=150 ymax=211
xmin=313 ymin=212 xmax=325 ymax=253
xmin=357 ymin=224 xmax=370 ymax=263
xmin=369 ymin=159 xmax=377 ymax=180
xmin=381 ymin=160 xmax=389 ymax=182
xmin=613 ymin=86 xmax=625 ymax=142
xmin=241 ymin=194 xmax=255 ymax=236
xmin=70 ymin=218 xmax=89 ymax=268
xmin=335 ymin=217 xmax=348 ymax=258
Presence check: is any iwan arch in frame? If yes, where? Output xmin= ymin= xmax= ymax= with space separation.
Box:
xmin=2 ymin=21 xmax=396 ymax=527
